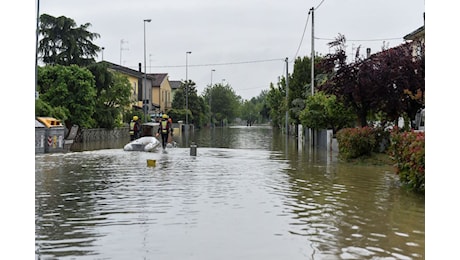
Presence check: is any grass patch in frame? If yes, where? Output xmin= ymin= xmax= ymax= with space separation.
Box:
xmin=340 ymin=152 xmax=393 ymax=166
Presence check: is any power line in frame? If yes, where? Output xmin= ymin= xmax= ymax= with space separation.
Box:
xmin=315 ymin=36 xmax=403 ymax=42
xmin=147 ymin=58 xmax=284 ymax=69
xmin=292 ymin=11 xmax=311 ymax=60
xmin=315 ymin=0 xmax=326 ymax=10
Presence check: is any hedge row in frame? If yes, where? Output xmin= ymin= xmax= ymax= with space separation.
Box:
xmin=388 ymin=128 xmax=425 ymax=193
xmin=337 ymin=126 xmax=425 ymax=193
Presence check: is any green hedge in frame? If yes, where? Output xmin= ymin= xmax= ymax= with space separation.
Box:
xmin=336 ymin=127 xmax=377 ymax=160
xmin=388 ymin=129 xmax=425 ymax=193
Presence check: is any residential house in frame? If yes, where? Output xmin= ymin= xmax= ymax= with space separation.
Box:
xmin=169 ymin=80 xmax=182 ymax=104
xmin=103 ymin=61 xmax=154 ymax=114
xmin=149 ymin=73 xmax=173 ymax=114
xmin=99 ymin=61 xmax=177 ymax=120
xmin=403 ymin=13 xmax=425 ymax=58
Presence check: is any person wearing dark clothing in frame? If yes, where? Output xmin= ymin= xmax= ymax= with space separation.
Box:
xmin=156 ymin=114 xmax=172 ymax=149
xmin=130 ymin=116 xmax=141 ymax=140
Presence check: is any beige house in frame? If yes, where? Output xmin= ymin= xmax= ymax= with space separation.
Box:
xmin=104 ymin=61 xmax=145 ymax=110
xmin=403 ymin=14 xmax=425 ymax=58
xmin=149 ymin=73 xmax=173 ymax=114
xmin=103 ymin=61 xmax=175 ymax=119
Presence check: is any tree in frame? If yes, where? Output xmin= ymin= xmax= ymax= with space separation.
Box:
xmin=171 ymin=80 xmax=208 ymax=127
xmin=299 ymin=92 xmax=355 ymax=133
xmin=240 ymin=99 xmax=257 ymax=125
xmin=318 ymin=34 xmax=424 ymax=127
xmin=288 ymin=55 xmax=327 ymax=125
xmin=266 ymin=80 xmax=287 ymax=129
xmin=87 ymin=62 xmax=132 ymax=129
xmin=38 ymin=14 xmax=101 ymax=66
xmin=37 ymin=65 xmax=97 ymax=129
xmin=254 ymin=90 xmax=271 ymax=124
xmin=369 ymin=43 xmax=425 ymax=126
xmin=35 ymin=98 xmax=70 ymax=122
xmin=205 ymin=83 xmax=241 ymax=125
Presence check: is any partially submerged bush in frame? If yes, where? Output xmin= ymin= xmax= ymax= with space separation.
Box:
xmin=388 ymin=128 xmax=425 ymax=193
xmin=336 ymin=127 xmax=376 ymax=160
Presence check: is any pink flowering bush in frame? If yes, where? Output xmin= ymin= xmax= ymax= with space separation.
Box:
xmin=336 ymin=127 xmax=377 ymax=160
xmin=388 ymin=128 xmax=425 ymax=193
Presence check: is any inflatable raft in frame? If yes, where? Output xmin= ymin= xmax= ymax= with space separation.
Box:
xmin=123 ymin=136 xmax=161 ymax=152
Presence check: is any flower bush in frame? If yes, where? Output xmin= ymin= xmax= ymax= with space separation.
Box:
xmin=336 ymin=127 xmax=377 ymax=160
xmin=388 ymin=128 xmax=425 ymax=193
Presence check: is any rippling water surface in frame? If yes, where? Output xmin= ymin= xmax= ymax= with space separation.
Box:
xmin=35 ymin=126 xmax=424 ymax=259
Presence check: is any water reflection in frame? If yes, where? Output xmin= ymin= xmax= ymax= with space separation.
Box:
xmin=36 ymin=125 xmax=424 ymax=259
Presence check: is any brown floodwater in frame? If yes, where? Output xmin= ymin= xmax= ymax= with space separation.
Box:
xmin=35 ymin=125 xmax=424 ymax=259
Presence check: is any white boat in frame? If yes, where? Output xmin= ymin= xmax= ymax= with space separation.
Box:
xmin=123 ymin=136 xmax=161 ymax=152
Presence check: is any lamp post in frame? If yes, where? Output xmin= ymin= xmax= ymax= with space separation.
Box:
xmin=101 ymin=47 xmax=105 ymax=61
xmin=143 ymin=19 xmax=151 ymax=121
xmin=185 ymin=51 xmax=192 ymax=127
xmin=210 ymin=69 xmax=215 ymax=127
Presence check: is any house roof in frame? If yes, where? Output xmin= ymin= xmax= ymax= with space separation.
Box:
xmin=148 ymin=73 xmax=168 ymax=87
xmin=403 ymin=25 xmax=425 ymax=41
xmin=102 ymin=61 xmax=144 ymax=78
xmin=169 ymin=80 xmax=182 ymax=90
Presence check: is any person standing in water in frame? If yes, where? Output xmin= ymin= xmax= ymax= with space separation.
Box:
xmin=156 ymin=114 xmax=172 ymax=149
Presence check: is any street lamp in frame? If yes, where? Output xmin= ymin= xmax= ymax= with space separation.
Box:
xmin=210 ymin=69 xmax=215 ymax=86
xmin=101 ymin=47 xmax=105 ymax=61
xmin=185 ymin=51 xmax=192 ymax=127
xmin=143 ymin=19 xmax=151 ymax=121
xmin=210 ymin=69 xmax=215 ymax=127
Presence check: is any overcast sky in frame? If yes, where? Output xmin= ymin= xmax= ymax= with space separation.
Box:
xmin=35 ymin=0 xmax=425 ymax=100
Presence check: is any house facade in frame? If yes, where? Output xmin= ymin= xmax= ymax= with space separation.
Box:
xmin=104 ymin=61 xmax=145 ymax=110
xmin=149 ymin=73 xmax=172 ymax=114
xmin=403 ymin=13 xmax=425 ymax=58
xmin=103 ymin=61 xmax=174 ymax=119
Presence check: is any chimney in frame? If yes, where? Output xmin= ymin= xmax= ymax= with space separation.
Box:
xmin=366 ymin=48 xmax=371 ymax=58
xmin=139 ymin=62 xmax=142 ymax=72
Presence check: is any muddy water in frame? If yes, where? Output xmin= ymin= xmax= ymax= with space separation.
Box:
xmin=35 ymin=125 xmax=424 ymax=259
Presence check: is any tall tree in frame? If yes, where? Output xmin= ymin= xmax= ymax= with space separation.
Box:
xmin=266 ymin=80 xmax=287 ymax=129
xmin=240 ymin=98 xmax=257 ymax=125
xmin=87 ymin=62 xmax=132 ymax=129
xmin=299 ymin=92 xmax=355 ymax=133
xmin=318 ymin=34 xmax=424 ymax=127
xmin=38 ymin=14 xmax=101 ymax=66
xmin=205 ymin=82 xmax=241 ymax=125
xmin=171 ymin=80 xmax=208 ymax=127
xmin=288 ymin=55 xmax=327 ymax=125
xmin=37 ymin=65 xmax=97 ymax=129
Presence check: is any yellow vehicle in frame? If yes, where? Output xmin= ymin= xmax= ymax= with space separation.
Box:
xmin=36 ymin=117 xmax=63 ymax=128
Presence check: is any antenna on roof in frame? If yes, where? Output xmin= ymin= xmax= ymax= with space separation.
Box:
xmin=120 ymin=39 xmax=129 ymax=65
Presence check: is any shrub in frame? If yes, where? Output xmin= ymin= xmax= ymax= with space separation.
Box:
xmin=388 ymin=128 xmax=425 ymax=193
xmin=336 ymin=127 xmax=377 ymax=160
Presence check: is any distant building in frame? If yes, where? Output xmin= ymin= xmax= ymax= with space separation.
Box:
xmin=403 ymin=13 xmax=425 ymax=58
xmin=149 ymin=73 xmax=172 ymax=113
xmin=169 ymin=80 xmax=182 ymax=104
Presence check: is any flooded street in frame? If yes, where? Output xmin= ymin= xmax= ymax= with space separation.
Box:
xmin=35 ymin=126 xmax=424 ymax=259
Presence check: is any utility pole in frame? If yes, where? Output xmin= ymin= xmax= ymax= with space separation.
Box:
xmin=310 ymin=7 xmax=315 ymax=96
xmin=210 ymin=69 xmax=215 ymax=128
xmin=285 ymin=57 xmax=289 ymax=136
xmin=310 ymin=7 xmax=315 ymax=147
xmin=35 ymin=0 xmax=40 ymax=100
xmin=143 ymin=19 xmax=151 ymax=121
